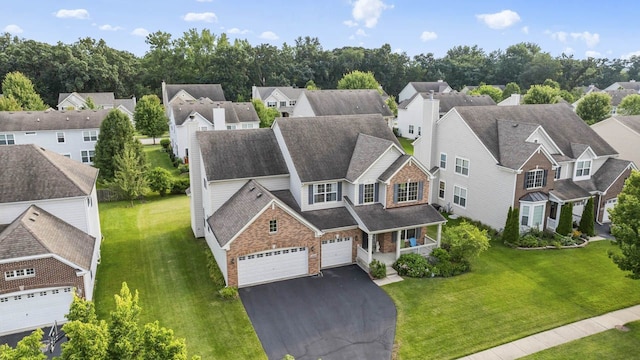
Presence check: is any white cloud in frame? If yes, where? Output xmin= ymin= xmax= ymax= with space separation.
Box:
xmin=546 ymin=30 xmax=568 ymax=42
xmin=571 ymin=31 xmax=600 ymax=48
xmin=420 ymin=31 xmax=437 ymax=42
xmin=585 ymin=50 xmax=601 ymax=58
xmin=621 ymin=50 xmax=640 ymax=59
xmin=54 ymin=9 xmax=90 ymax=19
xmin=563 ymin=47 xmax=574 ymax=55
xmin=356 ymin=28 xmax=368 ymax=37
xmin=259 ymin=31 xmax=279 ymax=40
xmin=476 ymin=10 xmax=520 ymax=29
xmin=228 ymin=28 xmax=250 ymax=34
xmin=3 ymin=24 xmax=23 ymax=34
xmin=131 ymin=28 xmax=149 ymax=37
xmin=343 ymin=20 xmax=358 ymax=27
xmin=182 ymin=12 xmax=217 ymax=23
xmin=521 ymin=26 xmax=528 ymax=34
xmin=99 ymin=24 xmax=123 ymax=31
xmin=351 ymin=0 xmax=393 ymax=28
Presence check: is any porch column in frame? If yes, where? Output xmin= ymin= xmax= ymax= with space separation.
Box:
xmin=367 ymin=233 xmax=373 ymax=264
xmin=396 ymin=230 xmax=401 ymax=260
xmin=436 ymin=223 xmax=442 ymax=247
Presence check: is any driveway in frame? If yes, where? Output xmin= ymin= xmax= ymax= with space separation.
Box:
xmin=0 ymin=325 xmax=65 ymax=359
xmin=240 ymin=265 xmax=396 ymax=360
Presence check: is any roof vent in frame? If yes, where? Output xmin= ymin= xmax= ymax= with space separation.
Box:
xmin=512 ymin=123 xmax=518 ymax=127
xmin=28 ymin=217 xmax=36 ymax=222
xmin=249 ymin=186 xmax=255 ymax=192
xmin=87 ymin=116 xmax=90 ymax=120
xmin=37 ymin=118 xmax=40 ymax=122
xmin=66 ymin=117 xmax=69 ymax=121
xmin=256 ymin=193 xmax=262 ymax=198
xmin=33 ymin=211 xmax=40 ymax=216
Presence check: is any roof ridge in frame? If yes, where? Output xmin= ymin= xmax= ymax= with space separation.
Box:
xmin=33 ymin=145 xmax=95 ymax=196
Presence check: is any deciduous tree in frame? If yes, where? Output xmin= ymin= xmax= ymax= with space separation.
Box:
xmin=113 ymin=143 xmax=148 ymax=206
xmin=469 ymin=84 xmax=503 ymax=103
xmin=617 ymin=94 xmax=640 ymax=115
xmin=501 ymin=82 xmax=521 ymax=100
xmin=147 ymin=167 xmax=173 ymax=196
xmin=576 ymin=92 xmax=612 ymax=124
xmin=94 ymin=109 xmax=140 ymax=179
xmin=1 ymin=71 xmax=47 ymax=110
xmin=337 ymin=70 xmax=382 ymax=93
xmin=134 ymin=94 xmax=168 ymax=144
xmin=442 ymin=221 xmax=491 ymax=262
xmin=0 ymin=328 xmax=46 ymax=360
xmin=522 ymin=84 xmax=562 ymax=104
xmin=609 ymin=170 xmax=640 ymax=279
xmin=252 ymin=99 xmax=280 ymax=128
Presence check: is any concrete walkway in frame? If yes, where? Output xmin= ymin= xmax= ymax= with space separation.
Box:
xmin=458 ymin=304 xmax=640 ymax=360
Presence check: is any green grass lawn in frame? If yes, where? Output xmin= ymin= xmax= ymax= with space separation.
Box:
xmin=94 ymin=196 xmax=265 ymax=359
xmin=385 ymin=240 xmax=640 ymax=359
xmin=522 ymin=320 xmax=640 ymax=359
xmin=397 ymin=137 xmax=414 ymax=155
xmin=143 ymin=144 xmax=181 ymax=178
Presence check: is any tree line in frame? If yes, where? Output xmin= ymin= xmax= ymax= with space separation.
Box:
xmin=2 ymin=30 xmax=640 ymax=106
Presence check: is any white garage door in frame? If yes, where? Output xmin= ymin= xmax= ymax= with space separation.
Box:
xmin=237 ymin=247 xmax=308 ymax=287
xmin=603 ymin=198 xmax=617 ymax=223
xmin=321 ymin=237 xmax=353 ymax=268
xmin=0 ymin=287 xmax=73 ymax=335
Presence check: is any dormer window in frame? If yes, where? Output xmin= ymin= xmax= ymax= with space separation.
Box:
xmin=576 ymin=160 xmax=591 ymax=177
xmin=314 ymin=183 xmax=337 ymax=203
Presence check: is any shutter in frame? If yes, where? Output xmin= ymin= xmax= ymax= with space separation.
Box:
xmin=416 ymin=227 xmax=422 ymax=239
xmin=393 ymin=184 xmax=399 ymax=203
xmin=524 ymin=173 xmax=528 ymax=189
xmin=359 ymin=184 xmax=364 ymax=204
xmin=392 ymin=231 xmax=397 ymax=243
xmin=418 ymin=181 xmax=424 ymax=201
xmin=308 ymin=185 xmax=314 ymax=205
xmin=542 ymin=170 xmax=548 ymax=187
xmin=374 ymin=183 xmax=379 ymax=202
xmin=337 ymin=182 xmax=342 ymax=200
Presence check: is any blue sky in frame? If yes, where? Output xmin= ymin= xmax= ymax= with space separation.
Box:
xmin=2 ymin=0 xmax=639 ymax=60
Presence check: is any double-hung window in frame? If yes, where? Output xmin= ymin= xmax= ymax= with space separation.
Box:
xmin=363 ymin=183 xmax=375 ymax=204
xmin=56 ymin=132 xmax=65 ymax=143
xmin=438 ymin=181 xmax=446 ymax=199
xmin=576 ymin=160 xmax=591 ymax=177
xmin=455 ymin=157 xmax=469 ymax=176
xmin=453 ymin=186 xmax=467 ymax=208
xmin=83 ymin=130 xmax=98 ymax=142
xmin=0 ymin=134 xmax=15 ymax=145
xmin=81 ymin=150 xmax=95 ymax=164
xmin=440 ymin=153 xmax=447 ymax=169
xmin=525 ymin=169 xmax=546 ymax=189
xmin=266 ymin=101 xmax=277 ymax=108
xmin=397 ymin=182 xmax=418 ymax=202
xmin=314 ymin=182 xmax=338 ymax=203
xmin=269 ymin=220 xmax=277 ymax=233
xmin=408 ymin=125 xmax=414 ymax=134
xmin=554 ymin=166 xmax=561 ymax=180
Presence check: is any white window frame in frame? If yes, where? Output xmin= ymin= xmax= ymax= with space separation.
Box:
xmin=81 ymin=150 xmax=95 ymax=164
xmin=525 ymin=169 xmax=545 ymax=189
xmin=199 ymin=126 xmax=208 ymax=131
xmin=4 ymin=268 xmax=35 ymax=280
xmin=25 ymin=131 xmax=36 ymax=136
xmin=438 ymin=180 xmax=446 ymax=200
xmin=453 ymin=185 xmax=467 ymax=208
xmin=554 ymin=166 xmax=561 ymax=180
xmin=0 ymin=133 xmax=15 ymax=145
xmin=269 ymin=219 xmax=277 ymax=233
xmin=289 ymin=100 xmax=296 ymax=106
xmin=279 ymin=101 xmax=287 ymax=107
xmin=266 ymin=101 xmax=277 ymax=108
xmin=314 ymin=182 xmax=338 ymax=203
xmin=440 ymin=153 xmax=447 ymax=170
xmin=575 ymin=160 xmax=591 ymax=177
xmin=56 ymin=132 xmax=65 ymax=143
xmin=227 ymin=124 xmax=237 ymax=130
xmin=418 ymin=126 xmax=422 ymax=136
xmin=408 ymin=125 xmax=414 ymax=134
xmin=400 ymin=228 xmax=418 ymax=241
xmin=455 ymin=157 xmax=470 ymax=176
xmin=363 ymin=183 xmax=375 ymax=204
xmin=397 ymin=182 xmax=419 ymax=202
xmin=63 ymin=153 xmax=71 ymax=158
xmin=83 ymin=130 xmax=98 ymax=142
xmin=241 ymin=123 xmax=253 ymax=129
xmin=520 ymin=202 xmax=545 ymax=230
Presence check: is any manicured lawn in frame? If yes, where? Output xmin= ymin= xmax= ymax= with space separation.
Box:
xmin=385 ymin=240 xmax=640 ymax=359
xmin=397 ymin=136 xmax=414 ymax=155
xmin=144 ymin=144 xmax=181 ymax=178
xmin=95 ymin=196 xmax=265 ymax=359
xmin=522 ymin=320 xmax=640 ymax=359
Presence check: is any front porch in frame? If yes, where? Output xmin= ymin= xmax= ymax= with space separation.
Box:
xmin=356 ymin=230 xmax=441 ymax=269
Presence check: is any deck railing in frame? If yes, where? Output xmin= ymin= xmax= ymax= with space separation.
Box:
xmin=399 ymin=236 xmax=438 ymax=256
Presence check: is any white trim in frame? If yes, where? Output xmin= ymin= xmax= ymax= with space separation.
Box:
xmin=516 ymin=145 xmax=560 ymax=171
xmin=525 ymin=125 xmax=565 ymax=156
xmin=601 ymin=162 xmax=636 ymax=193
xmin=208 ymin=174 xmax=289 ymax=186
xmin=454 ymin=156 xmax=470 ymax=177
xmin=352 ymin=144 xmax=404 ymax=183
xmin=0 ymin=253 xmax=89 ymax=272
xmin=439 ymin=152 xmax=447 ymax=170
xmin=438 ymin=180 xmax=446 ymax=200
xmin=382 ymin=157 xmax=433 ymax=185
xmin=453 ymin=185 xmax=467 ymax=208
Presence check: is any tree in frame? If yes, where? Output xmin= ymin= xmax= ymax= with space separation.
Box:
xmin=147 ymin=167 xmax=173 ymax=196
xmin=609 ymin=170 xmax=640 ymax=279
xmin=0 ymin=328 xmax=46 ymax=360
xmin=1 ymin=71 xmax=47 ymax=110
xmin=469 ymin=84 xmax=503 ymax=103
xmin=108 ymin=282 xmax=143 ymax=359
xmin=94 ymin=109 xmax=139 ymax=179
xmin=386 ymin=95 xmax=398 ymax=117
xmin=0 ymin=95 xmax=21 ymax=111
xmin=557 ymin=202 xmax=574 ymax=236
xmin=543 ymin=78 xmax=560 ymax=89
xmin=502 ymin=207 xmax=520 ymax=244
xmin=576 ymin=92 xmax=612 ymax=125
xmin=337 ymin=70 xmax=382 ymax=93
xmin=252 ymin=99 xmax=280 ymax=128
xmin=522 ymin=85 xmax=562 ymax=104
xmin=305 ymin=79 xmax=320 ymax=90
xmin=61 ymin=320 xmax=110 ymax=360
xmin=617 ymin=94 xmax=640 ymax=115
xmin=442 ymin=221 xmax=491 ymax=262
xmin=578 ymin=197 xmax=595 ymax=236
xmin=502 ymin=82 xmax=521 ymax=100
xmin=113 ymin=143 xmax=148 ymax=206
xmin=84 ymin=96 xmax=97 ymax=110
xmin=141 ymin=321 xmax=188 ymax=360
xmin=66 ymin=293 xmax=98 ymax=323
xmin=134 ymin=95 xmax=168 ymax=144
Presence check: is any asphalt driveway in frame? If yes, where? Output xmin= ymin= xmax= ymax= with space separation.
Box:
xmin=240 ymin=265 xmax=396 ymax=360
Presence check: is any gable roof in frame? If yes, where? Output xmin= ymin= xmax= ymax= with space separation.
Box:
xmin=256 ymin=87 xmax=304 ymax=100
xmin=409 ymin=81 xmax=451 ymax=93
xmin=58 ymin=92 xmax=115 ymax=106
xmin=0 ymin=205 xmax=96 ymax=270
xmin=231 ymin=102 xmax=260 ymax=123
xmin=614 ymin=115 xmax=640 ymax=134
xmin=0 ymin=144 xmax=98 ymax=203
xmin=171 ymin=100 xmax=258 ymax=126
xmin=197 ymin=129 xmax=288 ymax=181
xmin=114 ymin=98 xmax=136 ymax=113
xmin=300 ymin=89 xmax=393 ymax=117
xmin=165 ymin=84 xmax=226 ymax=103
xmin=0 ymin=109 xmax=109 ymax=131
xmin=454 ymin=104 xmax=618 ymax=168
xmin=591 ymin=158 xmax=635 ymax=192
xmin=605 ymin=89 xmax=637 ymax=106
xmin=345 ymin=133 xmax=395 ymax=182
xmin=272 ymin=190 xmax=358 ymax=231
xmin=275 ymin=114 xmax=400 ymax=182
xmin=609 ymin=81 xmax=640 ymax=91
xmin=399 ymin=92 xmax=496 ymax=111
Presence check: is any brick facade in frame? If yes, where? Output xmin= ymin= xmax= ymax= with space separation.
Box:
xmin=319 ymin=228 xmax=361 ymax=264
xmin=0 ymin=258 xmax=84 ymax=296
xmin=376 ymin=226 xmax=428 ymax=254
xmin=513 ymin=151 xmax=555 ymax=225
xmin=385 ymin=159 xmax=431 ymax=209
xmin=597 ymin=168 xmax=632 ymax=223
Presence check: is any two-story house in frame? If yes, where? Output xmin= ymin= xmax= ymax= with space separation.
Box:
xmin=161 ymin=82 xmax=226 ymax=110
xmin=0 ymin=109 xmax=110 ymax=164
xmin=251 ymin=86 xmax=304 ymax=117
xmin=57 ymin=92 xmax=136 ymax=123
xmin=0 ymin=144 xmax=101 ymax=335
xmin=398 ymin=81 xmax=452 ymax=102
xmin=591 ymin=115 xmax=640 ymax=170
xmin=188 ymin=114 xmax=445 ymax=287
xmin=414 ymin=102 xmax=635 ymax=231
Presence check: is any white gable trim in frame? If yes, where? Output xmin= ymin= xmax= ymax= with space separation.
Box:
xmin=517 ymin=145 xmax=560 ymax=171
xmin=526 ymin=126 xmax=565 ymax=156
xmin=352 ymin=144 xmax=403 ymax=184
xmin=576 ymin=146 xmax=598 ymax=160
xmin=209 ymin=174 xmax=289 ymax=186
xmin=440 ymin=108 xmax=500 ymax=164
xmin=169 ymin=89 xmax=197 ymax=103
xmin=0 ymin=253 xmax=89 ymax=272
xmin=602 ymin=162 xmax=637 ymax=194
xmin=176 ymin=112 xmax=211 ymax=127
xmin=612 ymin=116 xmax=640 ymax=136
xmin=382 ymin=156 xmax=433 ymax=185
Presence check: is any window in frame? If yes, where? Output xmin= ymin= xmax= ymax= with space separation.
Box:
xmin=397 ymin=182 xmax=419 ymax=202
xmin=453 ymin=186 xmax=467 ymax=208
xmin=525 ymin=169 xmax=546 ymax=189
xmin=269 ymin=219 xmax=277 ymax=233
xmin=455 ymin=157 xmax=469 ymax=176
xmin=554 ymin=167 xmax=561 ymax=180
xmin=63 ymin=154 xmax=71 ymax=158
xmin=0 ymin=134 xmax=15 ymax=145
xmin=25 ymin=131 xmax=36 ymax=135
xmin=242 ymin=123 xmax=253 ymax=129
xmin=440 ymin=153 xmax=447 ymax=169
xmin=227 ymin=125 xmax=237 ymax=130
xmin=87 ymin=197 xmax=92 ymax=207
xmin=280 ymin=101 xmax=287 ymax=107
xmin=408 ymin=125 xmax=414 ymax=134
xmin=56 ymin=132 xmax=65 ymax=143
xmin=4 ymin=268 xmax=35 ymax=280
xmin=549 ymin=202 xmax=558 ymax=220
xmin=520 ymin=205 xmax=530 ymax=225
xmin=83 ymin=130 xmax=98 ymax=142
xmin=203 ymin=178 xmax=207 ymax=189
xmin=576 ymin=160 xmax=591 ymax=177
xmin=199 ymin=126 xmax=208 ymax=131
xmin=81 ymin=150 xmax=95 ymax=164
xmin=520 ymin=203 xmax=545 ymax=229
xmin=289 ymin=100 xmax=296 ymax=106
xmin=400 ymin=228 xmax=417 ymax=241
xmin=314 ymin=182 xmax=338 ymax=203
xmin=418 ymin=127 xmax=422 ymax=136
xmin=363 ymin=183 xmax=375 ymax=204
xmin=438 ymin=181 xmax=445 ymax=199
xmin=0 ymin=298 xmax=7 ymax=303
xmin=267 ymin=101 xmax=277 ymax=108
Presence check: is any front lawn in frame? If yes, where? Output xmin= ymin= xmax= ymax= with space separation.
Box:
xmin=385 ymin=240 xmax=640 ymax=359
xmin=95 ymin=196 xmax=265 ymax=359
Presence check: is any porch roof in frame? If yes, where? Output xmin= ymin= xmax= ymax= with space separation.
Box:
xmin=520 ymin=191 xmax=548 ymax=202
xmin=550 ymin=179 xmax=592 ymax=202
xmin=271 ymin=190 xmax=358 ymax=231
xmin=345 ymin=197 xmax=446 ymax=233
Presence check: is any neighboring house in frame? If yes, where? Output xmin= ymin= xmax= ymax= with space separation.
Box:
xmin=460 ymin=85 xmax=505 ymax=94
xmin=0 ymin=144 xmax=101 ymax=335
xmin=188 ymin=114 xmax=446 ymax=287
xmin=251 ymin=86 xmax=304 ymax=117
xmin=293 ymin=89 xmax=395 ymax=128
xmin=497 ymin=94 xmax=522 ymax=106
xmin=0 ymin=109 xmax=111 ymax=164
xmin=572 ymin=89 xmax=637 ymax=115
xmin=602 ymin=80 xmax=640 ymax=92
xmin=57 ymin=92 xmax=136 ymax=123
xmin=591 ymin=115 xmax=640 ymax=169
xmin=161 ymin=82 xmax=226 ymax=111
xmin=167 ymin=98 xmax=259 ymax=160
xmin=414 ymin=102 xmax=635 ymax=232
xmin=396 ymin=92 xmax=496 ymax=139
xmin=398 ymin=81 xmax=452 ymax=102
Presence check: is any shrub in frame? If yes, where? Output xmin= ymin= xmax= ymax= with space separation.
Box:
xmin=517 ymin=234 xmax=540 ymax=248
xmin=218 ymin=286 xmax=239 ymax=300
xmin=369 ymin=259 xmax=387 ymax=279
xmin=578 ymin=197 xmax=596 ymax=236
xmin=205 ymin=249 xmax=225 ymax=288
xmin=430 ymin=247 xmax=450 ymax=262
xmin=442 ymin=221 xmax=491 ymax=262
xmin=178 ymin=164 xmax=189 ymax=174
xmin=557 ymin=203 xmax=574 ymax=235
xmin=172 ymin=157 xmax=183 ymax=168
xmin=502 ymin=207 xmax=520 ymax=245
xmin=170 ymin=178 xmax=190 ymax=195
xmin=146 ymin=167 xmax=173 ymax=196
xmin=159 ymin=138 xmax=171 ymax=150
xmin=393 ymin=253 xmax=433 ymax=278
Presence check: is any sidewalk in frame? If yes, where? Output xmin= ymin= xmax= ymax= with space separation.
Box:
xmin=457 ymin=304 xmax=640 ymax=360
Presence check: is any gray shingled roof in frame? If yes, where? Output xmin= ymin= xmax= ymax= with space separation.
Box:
xmin=0 ymin=109 xmax=109 ymax=131
xmin=171 ymin=100 xmax=257 ymax=126
xmin=605 ymin=89 xmax=637 ymax=106
xmin=591 ymin=158 xmax=633 ymax=192
xmin=496 ymin=120 xmax=543 ymax=169
xmin=0 ymin=205 xmax=96 ymax=269
xmin=276 ymin=114 xmax=400 ymax=182
xmin=345 ymin=133 xmax=395 ymax=182
xmin=231 ymin=102 xmax=260 ymax=123
xmin=611 ymin=82 xmax=640 ymax=91
xmin=399 ymin=92 xmax=496 ymax=111
xmin=0 ymin=144 xmax=98 ymax=203
xmin=272 ymin=190 xmax=358 ymax=230
xmin=410 ymin=82 xmax=451 ymax=93
xmin=114 ymin=98 xmax=136 ymax=113
xmin=197 ymin=129 xmax=288 ymax=181
xmin=378 ymin=155 xmax=412 ymax=182
xmin=615 ymin=115 xmax=640 ymax=134
xmin=345 ymin=197 xmax=445 ymax=232
xmin=165 ymin=84 xmax=226 ymax=102
xmin=551 ymin=179 xmax=592 ymax=201
xmin=301 ymin=89 xmax=393 ymax=117
xmin=58 ymin=92 xmax=115 ymax=106
xmin=256 ymin=87 xmax=303 ymax=100
xmin=455 ymin=104 xmax=618 ymax=168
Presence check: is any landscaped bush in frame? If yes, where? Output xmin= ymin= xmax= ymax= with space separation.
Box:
xmin=178 ymin=164 xmax=189 ymax=174
xmin=514 ymin=228 xmax=583 ymax=248
xmin=393 ymin=253 xmax=434 ymax=278
xmin=160 ymin=138 xmax=171 ymax=150
xmin=205 ymin=248 xmax=225 ymax=288
xmin=218 ymin=286 xmax=239 ymax=300
xmin=170 ymin=177 xmax=190 ymax=195
xmin=369 ymin=259 xmax=387 ymax=279
xmin=173 ymin=157 xmax=184 ymax=168
xmin=147 ymin=167 xmax=173 ymax=196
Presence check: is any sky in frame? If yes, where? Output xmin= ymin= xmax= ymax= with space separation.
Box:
xmin=1 ymin=0 xmax=639 ymax=60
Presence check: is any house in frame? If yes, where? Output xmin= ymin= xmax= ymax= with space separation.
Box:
xmin=167 ymin=98 xmax=259 ymax=160
xmin=572 ymin=89 xmax=637 ymax=115
xmin=498 ymin=94 xmax=522 ymax=106
xmin=252 ymin=86 xmax=304 ymax=117
xmin=293 ymin=89 xmax=395 ymax=127
xmin=188 ymin=114 xmax=446 ymax=287
xmin=396 ymin=92 xmax=496 ymax=139
xmin=161 ymin=82 xmax=226 ymax=109
xmin=414 ymin=102 xmax=635 ymax=232
xmin=591 ymin=115 xmax=640 ymax=169
xmin=0 ymin=144 xmax=101 ymax=335
xmin=602 ymin=80 xmax=640 ymax=92
xmin=0 ymin=109 xmax=111 ymax=164
xmin=460 ymin=85 xmax=505 ymax=94
xmin=57 ymin=92 xmax=136 ymax=123
xmin=398 ymin=81 xmax=452 ymax=102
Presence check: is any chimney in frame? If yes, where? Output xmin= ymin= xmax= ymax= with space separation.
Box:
xmin=414 ymin=91 xmax=440 ymax=169
xmin=213 ymin=106 xmax=225 ymax=130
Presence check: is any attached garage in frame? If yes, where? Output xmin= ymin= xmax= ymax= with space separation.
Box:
xmin=0 ymin=287 xmax=73 ymax=335
xmin=602 ymin=198 xmax=617 ymax=223
xmin=237 ymin=247 xmax=308 ymax=287
xmin=321 ymin=237 xmax=353 ymax=268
